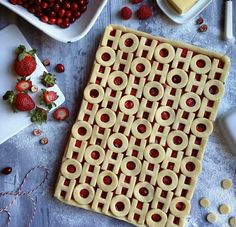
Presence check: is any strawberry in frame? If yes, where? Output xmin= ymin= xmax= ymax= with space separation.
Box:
xmin=14 ymin=45 xmax=37 ymax=77
xmin=41 ymin=71 xmax=56 ymax=87
xmin=53 ymin=107 xmax=69 ymax=121
xmin=30 ymin=107 xmax=48 ymax=124
xmin=3 ymin=90 xmax=35 ymax=112
xmin=131 ymin=0 xmax=143 ymax=4
xmin=16 ymin=78 xmax=32 ymax=92
xmin=39 ymin=89 xmax=58 ymax=110
xmin=120 ymin=7 xmax=133 ymax=20
xmin=137 ymin=5 xmax=153 ymax=20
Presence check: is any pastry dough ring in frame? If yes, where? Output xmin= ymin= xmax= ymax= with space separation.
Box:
xmin=107 ymin=133 xmax=129 ymax=153
xmin=191 ymin=118 xmax=213 ymax=138
xmin=155 ymin=106 xmax=176 ymax=126
xmin=157 ymin=169 xmax=178 ymax=191
xmin=143 ymin=81 xmax=164 ymax=102
xmin=110 ymin=195 xmax=131 ymax=217
xmin=154 ymin=43 xmax=175 ymax=64
xmin=121 ymin=156 xmax=142 ymax=176
xmin=131 ymin=119 xmax=152 ymax=139
xmin=73 ymin=184 xmax=95 ymax=205
xmin=167 ymin=68 xmax=188 ymax=89
xmin=190 ymin=54 xmax=212 ymax=74
xmin=84 ymin=84 xmax=104 ymax=104
xmin=167 ymin=130 xmax=189 ymax=151
xmin=95 ymin=108 xmax=116 ymax=128
xmin=84 ymin=145 xmax=105 ymax=165
xmin=144 ymin=144 xmax=165 ymax=164
xmin=61 ymin=159 xmax=82 ymax=180
xmin=131 ymin=57 xmax=152 ymax=77
xmin=97 ymin=170 xmax=118 ymax=192
xmin=108 ymin=71 xmax=128 ymax=91
xmin=180 ymin=92 xmax=201 ymax=112
xmin=119 ymin=33 xmax=139 ymax=53
xmin=119 ymin=95 xmax=139 ymax=115
xmin=170 ymin=197 xmax=191 ymax=218
xmin=146 ymin=209 xmax=167 ymax=227
xmin=134 ymin=182 xmax=154 ymax=203
xmin=204 ymin=80 xmax=224 ymax=101
xmin=181 ymin=157 xmax=202 ymax=178
xmin=96 ymin=46 xmax=116 ymax=66
xmin=72 ymin=121 xmax=92 ymax=141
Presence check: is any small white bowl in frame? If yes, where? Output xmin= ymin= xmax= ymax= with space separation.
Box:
xmin=156 ymin=0 xmax=213 ymax=24
xmin=0 ymin=0 xmax=108 ymax=43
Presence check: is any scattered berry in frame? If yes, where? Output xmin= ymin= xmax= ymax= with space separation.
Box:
xmin=30 ymin=107 xmax=48 ymax=124
xmin=137 ymin=5 xmax=153 ymax=20
xmin=2 ymin=167 xmax=12 ymax=175
xmin=33 ymin=129 xmax=42 ymax=136
xmin=39 ymin=89 xmax=58 ymax=110
xmin=3 ymin=90 xmax=35 ymax=112
xmin=53 ymin=107 xmax=70 ymax=121
xmin=198 ymin=24 xmax=208 ymax=32
xmin=42 ymin=59 xmax=50 ymax=66
xmin=196 ymin=17 xmax=204 ymax=25
xmin=41 ymin=71 xmax=56 ymax=87
xmin=120 ymin=7 xmax=133 ymax=20
xmin=14 ymin=45 xmax=37 ymax=77
xmin=131 ymin=0 xmax=143 ymax=4
xmin=16 ymin=78 xmax=32 ymax=92
xmin=30 ymin=85 xmax=38 ymax=93
xmin=55 ymin=63 xmax=65 ymax=73
xmin=40 ymin=137 xmax=48 ymax=145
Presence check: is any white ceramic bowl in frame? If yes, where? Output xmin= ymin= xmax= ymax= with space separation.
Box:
xmin=156 ymin=0 xmax=213 ymax=24
xmin=0 ymin=0 xmax=108 ymax=43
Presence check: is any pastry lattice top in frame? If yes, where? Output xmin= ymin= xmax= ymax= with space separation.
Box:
xmin=55 ymin=25 xmax=230 ymax=227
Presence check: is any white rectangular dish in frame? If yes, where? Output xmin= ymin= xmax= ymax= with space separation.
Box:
xmin=0 ymin=0 xmax=108 ymax=43
xmin=0 ymin=24 xmax=65 ymax=145
xmin=156 ymin=0 xmax=213 ymax=24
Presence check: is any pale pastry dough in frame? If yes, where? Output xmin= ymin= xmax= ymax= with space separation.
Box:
xmin=199 ymin=197 xmax=211 ymax=208
xmin=219 ymin=204 xmax=230 ymax=214
xmin=221 ymin=179 xmax=233 ymax=190
xmin=206 ymin=213 xmax=218 ymax=223
xmin=229 ymin=217 xmax=236 ymax=227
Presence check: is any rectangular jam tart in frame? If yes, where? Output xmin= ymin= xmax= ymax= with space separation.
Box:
xmin=54 ymin=25 xmax=230 ymax=227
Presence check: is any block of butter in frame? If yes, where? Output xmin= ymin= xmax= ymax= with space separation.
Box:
xmin=167 ymin=0 xmax=197 ymax=14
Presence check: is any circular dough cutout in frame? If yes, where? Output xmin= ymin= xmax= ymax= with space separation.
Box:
xmin=219 ymin=204 xmax=230 ymax=214
xmin=167 ymin=130 xmax=188 ymax=151
xmin=229 ymin=217 xmax=236 ymax=227
xmin=134 ymin=182 xmax=154 ymax=203
xmin=84 ymin=145 xmax=105 ymax=165
xmin=146 ymin=209 xmax=167 ymax=227
xmin=181 ymin=157 xmax=202 ymax=178
xmin=180 ymin=92 xmax=201 ymax=113
xmin=204 ymin=80 xmax=225 ymax=101
xmin=191 ymin=118 xmax=213 ymax=138
xmin=97 ymin=170 xmax=118 ymax=192
xmin=107 ymin=133 xmax=128 ymax=153
xmin=190 ymin=54 xmax=212 ymax=74
xmin=119 ymin=95 xmax=139 ymax=115
xmin=73 ymin=184 xmax=95 ymax=205
xmin=108 ymin=71 xmax=128 ymax=91
xmin=130 ymin=57 xmax=151 ymax=78
xmin=221 ymin=179 xmax=233 ymax=190
xmin=95 ymin=108 xmax=116 ymax=128
xmin=207 ymin=213 xmax=218 ymax=224
xmin=84 ymin=84 xmax=104 ymax=104
xmin=131 ymin=119 xmax=152 ymax=139
xmin=170 ymin=197 xmax=191 ymax=218
xmin=72 ymin=121 xmax=92 ymax=141
xmin=121 ymin=156 xmax=142 ymax=176
xmin=110 ymin=195 xmax=131 ymax=217
xmin=167 ymin=68 xmax=188 ymax=89
xmin=96 ymin=46 xmax=116 ymax=66
xmin=61 ymin=159 xmax=82 ymax=180
xmin=119 ymin=33 xmax=139 ymax=53
xmin=157 ymin=169 xmax=178 ymax=191
xmin=144 ymin=144 xmax=165 ymax=164
xmin=154 ymin=43 xmax=175 ymax=64
xmin=199 ymin=198 xmax=211 ymax=208
xmin=155 ymin=106 xmax=175 ymax=126
xmin=143 ymin=81 xmax=164 ymax=102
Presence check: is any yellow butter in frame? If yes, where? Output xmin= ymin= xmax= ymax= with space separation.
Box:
xmin=167 ymin=0 xmax=197 ymax=14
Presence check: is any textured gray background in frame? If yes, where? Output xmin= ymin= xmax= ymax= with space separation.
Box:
xmin=0 ymin=0 xmax=236 ymax=227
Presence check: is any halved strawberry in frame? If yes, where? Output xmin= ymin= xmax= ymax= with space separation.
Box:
xmin=16 ymin=78 xmax=32 ymax=92
xmin=41 ymin=71 xmax=56 ymax=87
xmin=39 ymin=89 xmax=58 ymax=110
xmin=53 ymin=107 xmax=69 ymax=121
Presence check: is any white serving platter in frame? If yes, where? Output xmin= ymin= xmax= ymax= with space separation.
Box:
xmin=0 ymin=0 xmax=108 ymax=43
xmin=156 ymin=0 xmax=213 ymax=24
xmin=0 ymin=24 xmax=65 ymax=145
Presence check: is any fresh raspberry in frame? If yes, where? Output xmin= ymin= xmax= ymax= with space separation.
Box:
xmin=120 ymin=7 xmax=132 ymax=20
xmin=137 ymin=5 xmax=152 ymax=20
xmin=131 ymin=0 xmax=143 ymax=4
